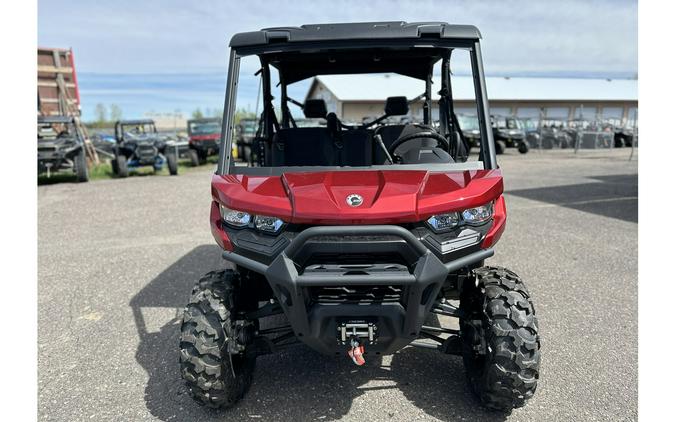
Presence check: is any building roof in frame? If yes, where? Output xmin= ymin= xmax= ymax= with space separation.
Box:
xmin=309 ymin=74 xmax=638 ymax=102
xmin=230 ymin=22 xmax=481 ymax=48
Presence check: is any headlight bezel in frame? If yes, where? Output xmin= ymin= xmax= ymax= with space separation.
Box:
xmin=253 ymin=214 xmax=285 ymax=233
xmin=425 ymin=201 xmax=494 ymax=233
xmin=460 ymin=202 xmax=494 ymax=226
xmin=219 ymin=204 xmax=285 ymax=234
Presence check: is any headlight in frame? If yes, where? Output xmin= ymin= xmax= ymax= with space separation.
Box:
xmin=427 ymin=212 xmax=460 ymax=232
xmin=426 ymin=202 xmax=493 ymax=232
xmin=219 ymin=204 xmax=285 ymax=233
xmin=219 ymin=204 xmax=251 ymax=227
xmin=254 ymin=215 xmax=284 ymax=233
xmin=461 ymin=202 xmax=493 ymax=225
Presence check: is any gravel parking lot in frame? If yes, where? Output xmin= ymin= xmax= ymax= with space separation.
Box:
xmin=38 ymin=149 xmax=638 ymax=421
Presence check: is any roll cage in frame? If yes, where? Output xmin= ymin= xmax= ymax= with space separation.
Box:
xmin=217 ymin=22 xmax=497 ymax=174
xmin=114 ymin=119 xmax=158 ymax=143
xmin=187 ymin=118 xmax=222 ymax=136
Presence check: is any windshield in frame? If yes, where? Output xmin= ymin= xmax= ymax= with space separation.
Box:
xmin=222 ymin=43 xmax=492 ymax=174
xmin=38 ymin=122 xmax=77 ymax=140
xmin=240 ymin=120 xmax=257 ymax=134
xmin=457 ymin=115 xmax=479 ymax=131
xmin=505 ymin=118 xmax=522 ymax=130
xmin=519 ymin=118 xmax=538 ymax=131
xmin=190 ymin=121 xmax=221 ymax=135
xmin=122 ymin=123 xmax=156 ymax=136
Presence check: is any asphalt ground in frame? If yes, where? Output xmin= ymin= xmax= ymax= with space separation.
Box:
xmin=38 ymin=148 xmax=638 ymax=421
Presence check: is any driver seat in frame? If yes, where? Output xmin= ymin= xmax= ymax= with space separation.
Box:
xmin=373 ymin=97 xmax=409 ymax=164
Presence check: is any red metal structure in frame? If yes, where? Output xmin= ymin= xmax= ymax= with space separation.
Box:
xmin=37 ymin=47 xmax=98 ymax=163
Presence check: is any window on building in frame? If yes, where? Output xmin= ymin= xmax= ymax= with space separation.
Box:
xmin=601 ymin=106 xmax=623 ymax=119
xmin=456 ymin=107 xmax=478 ymax=116
xmin=627 ymin=107 xmax=638 ymax=128
xmin=573 ymin=106 xmax=597 ymax=120
xmin=516 ymin=107 xmax=542 ymax=119
xmin=544 ymin=107 xmax=569 ymax=120
xmin=490 ymin=107 xmax=512 ymax=116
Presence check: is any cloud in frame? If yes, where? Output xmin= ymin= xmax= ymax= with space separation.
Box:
xmin=38 ymin=0 xmax=637 ymax=119
xmin=39 ymin=0 xmax=637 ymax=74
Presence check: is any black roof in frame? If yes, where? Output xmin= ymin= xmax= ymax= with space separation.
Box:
xmin=115 ymin=119 xmax=155 ymax=126
xmin=38 ymin=115 xmax=75 ymax=124
xmin=230 ymin=21 xmax=481 ymax=48
xmin=187 ymin=117 xmax=222 ymax=124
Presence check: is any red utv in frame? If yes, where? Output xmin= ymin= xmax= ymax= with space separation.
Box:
xmin=186 ymin=117 xmax=221 ymax=166
xmin=179 ymin=22 xmax=541 ymax=412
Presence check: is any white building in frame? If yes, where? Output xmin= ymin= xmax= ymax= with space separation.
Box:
xmin=305 ymin=75 xmax=638 ymax=125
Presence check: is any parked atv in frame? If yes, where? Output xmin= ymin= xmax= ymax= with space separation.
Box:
xmin=111 ymin=119 xmax=178 ymax=177
xmin=187 ymin=118 xmax=221 ymax=166
xmin=179 ymin=22 xmax=540 ymax=413
xmin=491 ymin=115 xmax=529 ymax=154
xmin=37 ymin=115 xmax=89 ymax=182
xmin=458 ymin=114 xmax=481 ymax=152
xmin=235 ymin=118 xmax=258 ymax=165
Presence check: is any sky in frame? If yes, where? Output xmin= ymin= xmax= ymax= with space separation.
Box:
xmin=38 ymin=0 xmax=638 ymax=121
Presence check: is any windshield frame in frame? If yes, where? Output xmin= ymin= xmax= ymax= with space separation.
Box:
xmin=217 ymin=38 xmax=497 ymax=175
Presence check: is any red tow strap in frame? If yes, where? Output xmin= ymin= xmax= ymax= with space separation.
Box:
xmin=347 ymin=339 xmax=366 ymax=366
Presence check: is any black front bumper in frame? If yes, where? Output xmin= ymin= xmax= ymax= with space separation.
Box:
xmin=223 ymin=225 xmax=493 ymax=355
xmin=190 ymin=140 xmax=219 ymax=155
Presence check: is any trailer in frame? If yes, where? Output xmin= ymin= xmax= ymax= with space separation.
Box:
xmin=37 ymin=47 xmax=98 ymax=164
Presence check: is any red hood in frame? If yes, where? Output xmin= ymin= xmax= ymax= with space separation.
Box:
xmin=211 ymin=169 xmax=503 ymax=225
xmin=190 ymin=133 xmax=220 ymax=142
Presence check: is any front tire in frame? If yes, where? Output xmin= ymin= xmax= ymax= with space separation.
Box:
xmin=517 ymin=140 xmax=529 ymax=154
xmin=116 ymin=154 xmax=128 ymax=178
xmin=75 ymin=149 xmax=89 ymax=182
xmin=495 ymin=140 xmax=506 ymax=155
xmin=166 ymin=153 xmax=178 ymax=175
xmin=180 ymin=270 xmax=256 ymax=409
xmin=188 ymin=149 xmax=200 ymax=167
xmin=460 ymin=267 xmax=540 ymax=411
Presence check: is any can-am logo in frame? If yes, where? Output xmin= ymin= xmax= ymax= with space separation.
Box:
xmin=346 ymin=194 xmax=363 ymax=207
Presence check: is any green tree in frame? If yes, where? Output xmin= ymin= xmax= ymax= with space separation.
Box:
xmin=109 ymin=104 xmax=123 ymax=122
xmin=192 ymin=108 xmax=204 ymax=119
xmin=234 ymin=108 xmax=256 ymax=125
xmin=94 ymin=103 xmax=107 ymax=124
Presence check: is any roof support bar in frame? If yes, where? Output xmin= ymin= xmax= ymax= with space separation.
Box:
xmin=471 ymin=41 xmax=497 ymax=170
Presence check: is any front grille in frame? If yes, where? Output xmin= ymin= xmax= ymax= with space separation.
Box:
xmin=305 ymin=253 xmax=407 ymax=267
xmin=136 ymin=145 xmax=157 ymax=159
xmin=309 ymin=285 xmax=404 ymax=305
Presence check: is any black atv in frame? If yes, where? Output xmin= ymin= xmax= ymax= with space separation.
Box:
xmin=111 ymin=119 xmax=178 ymax=177
xmin=491 ymin=115 xmax=529 ymax=154
xmin=235 ymin=118 xmax=258 ymax=164
xmin=37 ymin=115 xmax=89 ymax=182
xmin=458 ymin=114 xmax=481 ymax=152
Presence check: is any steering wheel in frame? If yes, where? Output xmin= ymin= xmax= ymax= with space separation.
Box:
xmin=387 ymin=131 xmax=450 ymax=158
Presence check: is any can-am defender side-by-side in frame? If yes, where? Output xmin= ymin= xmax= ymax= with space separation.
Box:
xmin=112 ymin=119 xmax=178 ymax=177
xmin=37 ymin=115 xmax=89 ymax=182
xmin=187 ymin=117 xmax=222 ymax=166
xmin=179 ymin=22 xmax=540 ymax=412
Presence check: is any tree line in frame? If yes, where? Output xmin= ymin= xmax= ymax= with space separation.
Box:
xmin=85 ymin=104 xmax=257 ymax=128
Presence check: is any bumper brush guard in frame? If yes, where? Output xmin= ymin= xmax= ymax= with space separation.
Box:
xmin=223 ymin=225 xmax=493 ymax=355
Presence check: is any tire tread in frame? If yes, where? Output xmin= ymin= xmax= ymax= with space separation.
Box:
xmin=462 ymin=266 xmax=541 ymax=411
xmin=179 ymin=270 xmax=254 ymax=409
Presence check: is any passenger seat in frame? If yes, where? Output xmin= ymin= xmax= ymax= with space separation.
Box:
xmin=269 ymin=99 xmax=335 ymax=166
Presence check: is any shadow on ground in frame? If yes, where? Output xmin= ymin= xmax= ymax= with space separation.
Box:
xmin=130 ymin=245 xmax=508 ymax=421
xmin=507 ymin=173 xmax=638 ymax=223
